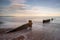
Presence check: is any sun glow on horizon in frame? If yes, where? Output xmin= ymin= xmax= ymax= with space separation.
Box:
xmin=6 ymin=13 xmax=60 ymax=16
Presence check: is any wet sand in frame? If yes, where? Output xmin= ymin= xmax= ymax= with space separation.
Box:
xmin=0 ymin=23 xmax=60 ymax=40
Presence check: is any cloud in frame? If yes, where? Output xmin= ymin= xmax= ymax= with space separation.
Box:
xmin=1 ymin=0 xmax=60 ymax=16
xmin=1 ymin=0 xmax=28 ymax=14
xmin=9 ymin=6 xmax=60 ymax=16
xmin=5 ymin=4 xmax=30 ymax=15
xmin=6 ymin=0 xmax=27 ymax=10
xmin=31 ymin=6 xmax=59 ymax=14
xmin=10 ymin=0 xmax=26 ymax=5
xmin=1 ymin=0 xmax=32 ymax=16
xmin=7 ymin=4 xmax=27 ymax=11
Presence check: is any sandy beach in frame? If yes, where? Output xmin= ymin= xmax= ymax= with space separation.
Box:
xmin=0 ymin=23 xmax=60 ymax=40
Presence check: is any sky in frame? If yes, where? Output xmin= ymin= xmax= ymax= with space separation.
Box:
xmin=0 ymin=0 xmax=60 ymax=16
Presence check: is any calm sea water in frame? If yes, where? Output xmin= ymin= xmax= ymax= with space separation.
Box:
xmin=0 ymin=16 xmax=60 ymax=40
xmin=0 ymin=16 xmax=60 ymax=28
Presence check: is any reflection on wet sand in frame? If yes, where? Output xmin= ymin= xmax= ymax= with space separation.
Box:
xmin=0 ymin=22 xmax=3 ymax=24
xmin=0 ymin=23 xmax=60 ymax=40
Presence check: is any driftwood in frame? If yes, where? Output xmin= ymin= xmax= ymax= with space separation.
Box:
xmin=43 ymin=18 xmax=53 ymax=23
xmin=7 ymin=20 xmax=32 ymax=33
xmin=7 ymin=24 xmax=28 ymax=33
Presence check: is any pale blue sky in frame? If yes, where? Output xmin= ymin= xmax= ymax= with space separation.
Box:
xmin=0 ymin=0 xmax=60 ymax=8
xmin=0 ymin=0 xmax=60 ymax=16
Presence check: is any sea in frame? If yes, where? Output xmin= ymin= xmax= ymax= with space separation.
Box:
xmin=0 ymin=16 xmax=60 ymax=40
xmin=0 ymin=16 xmax=60 ymax=28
